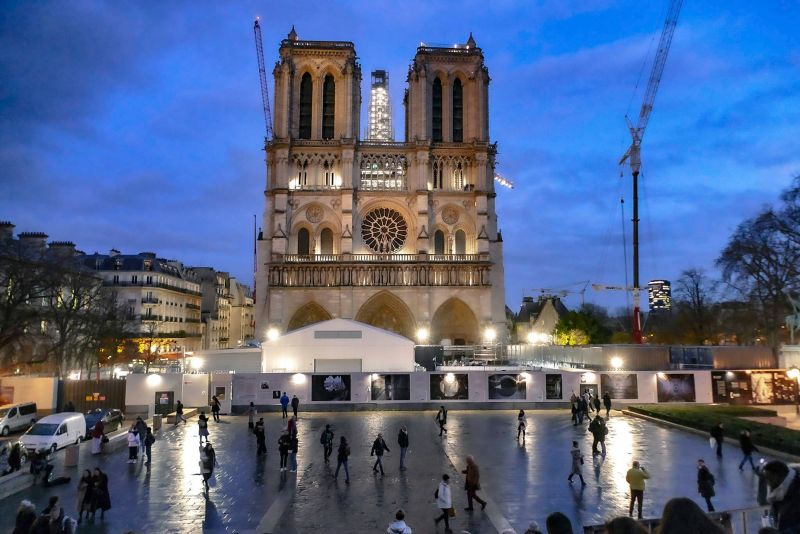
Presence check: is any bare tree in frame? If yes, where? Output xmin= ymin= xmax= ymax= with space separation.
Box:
xmin=673 ymin=268 xmax=720 ymax=345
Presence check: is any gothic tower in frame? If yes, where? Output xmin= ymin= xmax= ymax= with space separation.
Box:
xmin=255 ymin=29 xmax=506 ymax=347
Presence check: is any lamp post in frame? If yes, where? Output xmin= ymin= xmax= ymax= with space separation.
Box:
xmin=788 ymin=367 xmax=800 ymax=415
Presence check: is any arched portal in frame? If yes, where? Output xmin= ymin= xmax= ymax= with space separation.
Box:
xmin=297 ymin=228 xmax=310 ymax=255
xmin=355 ymin=291 xmax=415 ymax=340
xmin=287 ymin=301 xmax=333 ymax=331
xmin=431 ymin=298 xmax=479 ymax=345
xmin=320 ymin=228 xmax=334 ymax=254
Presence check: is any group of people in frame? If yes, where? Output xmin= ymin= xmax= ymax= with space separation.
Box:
xmin=570 ymin=390 xmax=611 ymax=426
xmin=125 ymin=417 xmax=155 ymax=465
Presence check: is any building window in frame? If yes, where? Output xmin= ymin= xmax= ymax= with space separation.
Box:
xmin=320 ymin=228 xmax=334 ymax=255
xmin=322 ymin=74 xmax=335 ymax=140
xmin=453 ymin=162 xmax=465 ymax=190
xmin=297 ymin=228 xmax=310 ymax=255
xmin=432 ymin=77 xmax=443 ymax=142
xmin=432 ymin=161 xmax=442 ymax=190
xmin=299 ymin=72 xmax=312 ymax=139
xmin=452 ymin=78 xmax=463 ymax=142
xmin=455 ymin=230 xmax=466 ymax=254
xmin=434 ymin=230 xmax=445 ymax=254
xmin=146 ymin=275 xmax=153 ymax=284
xmin=131 ymin=275 xmax=138 ymax=284
xmin=323 ymin=161 xmax=334 ymax=186
xmin=112 ymin=275 xmax=119 ymax=284
xmin=296 ymin=161 xmax=308 ymax=187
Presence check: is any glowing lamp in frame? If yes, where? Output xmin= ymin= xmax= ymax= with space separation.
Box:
xmin=610 ymin=356 xmax=623 ymax=370
xmin=146 ymin=374 xmax=162 ymax=387
xmin=483 ymin=327 xmax=497 ymax=342
xmin=291 ymin=373 xmax=306 ymax=385
xmin=416 ymin=328 xmax=429 ymax=343
xmin=266 ymin=328 xmax=280 ymax=342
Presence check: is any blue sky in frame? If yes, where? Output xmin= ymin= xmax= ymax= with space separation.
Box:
xmin=1 ymin=1 xmax=798 ymax=313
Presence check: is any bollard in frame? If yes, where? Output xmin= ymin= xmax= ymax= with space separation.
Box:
xmin=64 ymin=444 xmax=79 ymax=467
xmin=152 ymin=414 xmax=162 ymax=431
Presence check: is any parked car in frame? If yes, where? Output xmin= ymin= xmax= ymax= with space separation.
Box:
xmin=20 ymin=413 xmax=84 ymax=454
xmin=0 ymin=402 xmax=37 ymax=436
xmin=83 ymin=408 xmax=125 ymax=436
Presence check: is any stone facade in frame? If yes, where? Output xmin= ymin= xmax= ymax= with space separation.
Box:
xmin=255 ymin=31 xmax=506 ymax=345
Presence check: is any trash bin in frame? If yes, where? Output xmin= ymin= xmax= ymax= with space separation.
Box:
xmin=152 ymin=414 xmax=162 ymax=431
xmin=64 ymin=444 xmax=79 ymax=467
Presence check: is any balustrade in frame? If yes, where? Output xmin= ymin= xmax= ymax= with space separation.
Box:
xmin=268 ymin=262 xmax=491 ymax=288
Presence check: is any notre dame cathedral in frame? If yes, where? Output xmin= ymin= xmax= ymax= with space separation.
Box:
xmin=254 ymin=28 xmax=507 ymax=345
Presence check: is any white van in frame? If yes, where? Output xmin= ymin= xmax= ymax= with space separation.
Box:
xmin=20 ymin=413 xmax=85 ymax=453
xmin=0 ymin=402 xmax=37 ymax=436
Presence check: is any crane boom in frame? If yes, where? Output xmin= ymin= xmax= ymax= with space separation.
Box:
xmin=254 ymin=18 xmax=273 ymax=141
xmin=619 ymin=0 xmax=683 ymax=344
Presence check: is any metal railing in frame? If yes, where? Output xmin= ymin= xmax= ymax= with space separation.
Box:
xmin=278 ymin=253 xmax=489 ymax=263
xmin=141 ymin=297 xmax=160 ymax=304
xmin=103 ymin=280 xmax=201 ymax=297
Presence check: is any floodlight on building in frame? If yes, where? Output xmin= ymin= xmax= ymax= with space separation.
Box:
xmin=266 ymin=327 xmax=280 ymax=342
xmin=656 ymin=372 xmax=667 ymax=380
xmin=190 ymin=357 xmax=205 ymax=370
xmin=416 ymin=328 xmax=429 ymax=343
xmin=610 ymin=356 xmax=623 ymax=370
xmin=68 ymin=371 xmax=81 ymax=381
xmin=146 ymin=374 xmax=162 ymax=387
xmin=520 ymin=372 xmax=532 ymax=381
xmin=581 ymin=372 xmax=596 ymax=383
xmin=291 ymin=373 xmax=306 ymax=385
xmin=444 ymin=373 xmax=456 ymax=384
xmin=483 ymin=327 xmax=496 ymax=342
xmin=788 ymin=367 xmax=800 ymax=380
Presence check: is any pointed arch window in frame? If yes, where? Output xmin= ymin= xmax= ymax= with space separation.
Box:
xmin=322 ymin=74 xmax=335 ymax=139
xmin=299 ymin=73 xmax=312 ymax=139
xmin=453 ymin=162 xmax=465 ymax=190
xmin=455 ymin=230 xmax=466 ymax=255
xmin=452 ymin=78 xmax=463 ymax=142
xmin=432 ymin=160 xmax=443 ymax=190
xmin=432 ymin=77 xmax=443 ymax=142
xmin=434 ymin=230 xmax=445 ymax=255
xmin=320 ymin=228 xmax=334 ymax=255
xmin=297 ymin=228 xmax=310 ymax=255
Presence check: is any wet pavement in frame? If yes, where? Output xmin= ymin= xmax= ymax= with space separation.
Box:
xmin=0 ymin=409 xmax=769 ymax=533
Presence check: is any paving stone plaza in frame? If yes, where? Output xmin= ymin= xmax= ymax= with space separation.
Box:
xmin=0 ymin=410 xmax=767 ymax=533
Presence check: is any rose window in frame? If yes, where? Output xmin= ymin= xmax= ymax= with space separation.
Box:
xmin=361 ymin=207 xmax=408 ymax=253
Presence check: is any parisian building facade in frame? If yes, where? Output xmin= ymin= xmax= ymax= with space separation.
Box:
xmin=255 ymin=30 xmax=507 ymax=345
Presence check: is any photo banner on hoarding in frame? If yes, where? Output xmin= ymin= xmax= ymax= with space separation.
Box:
xmin=488 ymin=374 xmax=526 ymax=400
xmin=311 ymin=375 xmax=351 ymax=401
xmin=712 ymin=370 xmax=798 ymax=405
xmin=371 ymin=374 xmax=411 ymax=401
xmin=545 ymin=374 xmax=562 ymax=400
xmin=656 ymin=373 xmax=696 ymax=402
xmin=430 ymin=374 xmax=469 ymax=400
xmin=600 ymin=373 xmax=639 ymax=399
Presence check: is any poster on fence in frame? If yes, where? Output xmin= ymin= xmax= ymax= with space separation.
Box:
xmin=371 ymin=374 xmax=411 ymax=401
xmin=311 ymin=374 xmax=351 ymax=401
xmin=600 ymin=373 xmax=639 ymax=399
xmin=656 ymin=373 xmax=696 ymax=402
xmin=545 ymin=374 xmax=563 ymax=400
xmin=711 ymin=371 xmax=798 ymax=405
xmin=430 ymin=374 xmax=469 ymax=400
xmin=488 ymin=374 xmax=526 ymax=400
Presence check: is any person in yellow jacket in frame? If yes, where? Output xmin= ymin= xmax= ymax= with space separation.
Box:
xmin=625 ymin=460 xmax=650 ymax=519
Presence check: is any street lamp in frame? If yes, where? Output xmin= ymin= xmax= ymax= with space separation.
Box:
xmin=787 ymin=367 xmax=800 ymax=414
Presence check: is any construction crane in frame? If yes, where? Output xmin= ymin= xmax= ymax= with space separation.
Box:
xmin=618 ymin=0 xmax=683 ymax=344
xmin=527 ymin=281 xmax=590 ymax=306
xmin=253 ymin=17 xmax=273 ymax=141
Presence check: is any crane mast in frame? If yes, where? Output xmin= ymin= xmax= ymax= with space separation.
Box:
xmin=253 ymin=18 xmax=273 ymax=142
xmin=620 ymin=0 xmax=683 ymax=344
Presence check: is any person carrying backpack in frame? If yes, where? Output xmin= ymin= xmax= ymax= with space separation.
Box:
xmin=320 ymin=424 xmax=334 ymax=463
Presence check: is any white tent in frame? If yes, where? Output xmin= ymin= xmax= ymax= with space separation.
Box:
xmin=262 ymin=318 xmax=415 ymax=373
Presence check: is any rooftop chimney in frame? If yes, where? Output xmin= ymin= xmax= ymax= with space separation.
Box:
xmin=49 ymin=241 xmax=77 ymax=257
xmin=18 ymin=232 xmax=49 ymax=251
xmin=109 ymin=249 xmax=121 ymax=257
xmin=0 ymin=221 xmax=15 ymax=241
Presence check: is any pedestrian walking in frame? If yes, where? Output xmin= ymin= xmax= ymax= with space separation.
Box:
xmin=144 ymin=427 xmax=155 ymax=465
xmin=592 ymin=395 xmax=601 ymax=414
xmin=278 ymin=430 xmax=291 ymax=472
xmin=12 ymin=499 xmax=36 ymax=534
xmin=697 ymin=459 xmax=716 ymax=512
xmin=291 ymin=394 xmax=300 ymax=418
xmin=334 ymin=436 xmax=351 ymax=483
xmin=576 ymin=397 xmax=587 ymax=424
xmin=135 ymin=416 xmax=147 ymax=454
xmin=585 ymin=391 xmax=595 ymax=413
xmin=387 ymin=509 xmax=412 ymax=534
xmin=462 ymin=455 xmax=487 ymax=511
xmin=76 ymin=470 xmax=93 ymax=523
xmin=255 ymin=418 xmax=267 ymax=456
xmin=603 ymin=392 xmax=612 ymax=418
xmin=198 ymin=411 xmax=210 ymax=445
xmin=371 ymin=432 xmax=390 ymax=475
xmin=434 ymin=473 xmax=454 ymax=533
xmin=6 ymin=443 xmax=22 ymax=474
xmin=571 ymin=398 xmax=579 ymax=426
xmin=200 ymin=442 xmax=218 ymax=490
xmin=90 ymin=467 xmax=111 ymax=520
xmin=211 ymin=395 xmax=221 ymax=422
xmin=710 ymin=422 xmax=724 ymax=458
xmin=398 ymin=425 xmax=409 ymax=470
xmin=436 ymin=405 xmax=448 ymax=436
xmin=739 ymin=429 xmax=759 ymax=470
xmin=568 ymin=440 xmax=586 ymax=486
xmin=320 ymin=424 xmax=334 ymax=463
xmin=248 ymin=402 xmax=257 ymax=430
xmin=588 ymin=415 xmax=608 ymax=456
xmin=625 ymin=460 xmax=649 ymax=519
xmin=280 ymin=392 xmax=289 ymax=419
xmin=126 ymin=426 xmax=140 ymax=463
xmin=90 ymin=420 xmax=105 ymax=455
xmin=287 ymin=415 xmax=298 ymax=437
xmin=289 ymin=433 xmax=299 ymax=472
xmin=517 ymin=410 xmax=526 ymax=442
xmin=175 ymin=400 xmax=187 ymax=425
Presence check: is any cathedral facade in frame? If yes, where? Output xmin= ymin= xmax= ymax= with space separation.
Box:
xmin=254 ymin=29 xmax=506 ymax=345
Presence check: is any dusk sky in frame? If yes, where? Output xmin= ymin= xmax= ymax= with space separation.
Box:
xmin=2 ymin=1 xmax=798 ymax=313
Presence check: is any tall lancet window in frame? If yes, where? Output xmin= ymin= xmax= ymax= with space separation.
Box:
xmin=432 ymin=77 xmax=443 ymax=142
xmin=322 ymin=75 xmax=335 ymax=140
xmin=299 ymin=73 xmax=312 ymax=139
xmin=452 ymin=78 xmax=463 ymax=142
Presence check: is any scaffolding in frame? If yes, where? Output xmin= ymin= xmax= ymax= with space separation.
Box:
xmin=365 ymin=70 xmax=393 ymax=141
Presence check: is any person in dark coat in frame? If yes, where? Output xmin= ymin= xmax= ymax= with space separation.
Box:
xmin=321 ymin=424 xmax=334 ymax=463
xmin=144 ymin=427 xmax=155 ymax=465
xmin=371 ymin=433 xmax=390 ymax=475
xmin=697 ymin=459 xmax=716 ymax=512
xmin=603 ymin=392 xmax=612 ymax=418
xmin=710 ymin=422 xmax=724 ymax=458
xmin=200 ymin=442 xmax=218 ymax=489
xmin=255 ymin=418 xmax=267 ymax=456
xmin=135 ymin=416 xmax=147 ymax=454
xmin=462 ymin=455 xmax=487 ymax=511
xmin=589 ymin=415 xmax=608 ymax=456
xmin=198 ymin=412 xmax=210 ymax=445
xmin=32 ymin=496 xmax=63 ymax=534
xmin=175 ymin=400 xmax=187 ymax=425
xmin=12 ymin=499 xmax=36 ymax=534
xmin=571 ymin=398 xmax=579 ymax=426
xmin=90 ymin=467 xmax=111 ymax=520
xmin=6 ymin=442 xmax=22 ymax=473
xmin=592 ymin=395 xmax=601 ymax=414
xmin=739 ymin=429 xmax=759 ymax=470
xmin=764 ymin=460 xmax=800 ymax=532
xmin=77 ymin=469 xmax=93 ymax=523
xmin=211 ymin=395 xmax=221 ymax=422
xmin=334 ymin=436 xmax=350 ymax=483
xmin=397 ymin=425 xmax=409 ymax=470
xmin=290 ymin=395 xmax=300 ymax=418
xmin=436 ymin=406 xmax=448 ymax=436
xmin=278 ymin=430 xmax=291 ymax=472
xmin=288 ymin=434 xmax=299 ymax=472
